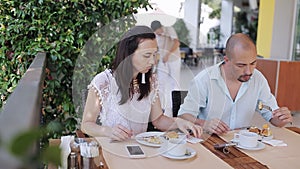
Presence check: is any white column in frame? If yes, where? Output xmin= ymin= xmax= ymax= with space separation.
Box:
xmin=220 ymin=0 xmax=234 ymax=47
xmin=270 ymin=0 xmax=297 ymax=60
xmin=184 ymin=0 xmax=200 ymax=49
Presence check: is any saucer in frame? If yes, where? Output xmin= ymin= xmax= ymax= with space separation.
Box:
xmin=161 ymin=147 xmax=196 ymax=160
xmin=237 ymin=142 xmax=265 ymax=150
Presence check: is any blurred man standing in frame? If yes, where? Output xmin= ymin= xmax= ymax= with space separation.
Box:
xmin=151 ymin=20 xmax=181 ymax=117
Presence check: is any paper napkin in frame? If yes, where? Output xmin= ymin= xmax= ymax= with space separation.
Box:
xmin=262 ymin=139 xmax=287 ymax=147
xmin=59 ymin=135 xmax=74 ymax=169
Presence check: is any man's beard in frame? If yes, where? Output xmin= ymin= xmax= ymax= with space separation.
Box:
xmin=238 ymin=74 xmax=252 ymax=82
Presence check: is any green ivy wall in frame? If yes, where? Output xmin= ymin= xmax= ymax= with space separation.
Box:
xmin=0 ymin=0 xmax=152 ymax=138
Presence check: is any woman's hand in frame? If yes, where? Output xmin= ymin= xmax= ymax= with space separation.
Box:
xmin=110 ymin=124 xmax=133 ymax=141
xmin=175 ymin=118 xmax=203 ymax=138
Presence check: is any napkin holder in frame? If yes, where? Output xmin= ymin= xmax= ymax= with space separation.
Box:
xmin=59 ymin=135 xmax=74 ymax=169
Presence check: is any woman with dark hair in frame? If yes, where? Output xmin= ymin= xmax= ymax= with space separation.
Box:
xmin=81 ymin=26 xmax=202 ymax=141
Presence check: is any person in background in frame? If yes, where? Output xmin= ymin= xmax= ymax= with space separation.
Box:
xmin=81 ymin=26 xmax=202 ymax=141
xmin=151 ymin=20 xmax=181 ymax=117
xmin=178 ymin=33 xmax=293 ymax=135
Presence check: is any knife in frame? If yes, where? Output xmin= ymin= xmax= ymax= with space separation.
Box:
xmin=213 ymin=142 xmax=237 ymax=150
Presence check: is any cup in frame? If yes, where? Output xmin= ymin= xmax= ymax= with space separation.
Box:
xmin=234 ymin=131 xmax=258 ymax=148
xmin=80 ymin=141 xmax=99 ymax=158
xmin=167 ymin=138 xmax=187 ymax=156
xmin=79 ymin=141 xmax=100 ymax=169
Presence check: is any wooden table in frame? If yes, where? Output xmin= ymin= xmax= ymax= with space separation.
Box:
xmin=99 ymin=127 xmax=299 ymax=169
xmin=49 ymin=127 xmax=300 ymax=169
xmin=286 ymin=127 xmax=300 ymax=134
xmin=96 ymin=137 xmax=233 ymax=169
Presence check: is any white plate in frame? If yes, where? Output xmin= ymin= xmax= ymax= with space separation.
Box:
xmin=161 ymin=147 xmax=196 ymax=160
xmin=135 ymin=132 xmax=165 ymax=147
xmin=237 ymin=141 xmax=265 ymax=151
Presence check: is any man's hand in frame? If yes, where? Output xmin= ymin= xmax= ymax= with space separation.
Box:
xmin=271 ymin=107 xmax=293 ymax=127
xmin=203 ymin=118 xmax=230 ymax=135
xmin=175 ymin=118 xmax=203 ymax=138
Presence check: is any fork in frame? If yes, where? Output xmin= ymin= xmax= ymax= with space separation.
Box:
xmin=258 ymin=101 xmax=272 ymax=111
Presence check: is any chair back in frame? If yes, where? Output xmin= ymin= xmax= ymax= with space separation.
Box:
xmin=172 ymin=90 xmax=188 ymax=117
xmin=147 ymin=90 xmax=188 ymax=131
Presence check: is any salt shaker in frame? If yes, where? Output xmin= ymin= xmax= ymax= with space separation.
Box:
xmin=68 ymin=152 xmax=78 ymax=169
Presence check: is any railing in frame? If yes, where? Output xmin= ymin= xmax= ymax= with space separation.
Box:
xmin=0 ymin=52 xmax=46 ymax=168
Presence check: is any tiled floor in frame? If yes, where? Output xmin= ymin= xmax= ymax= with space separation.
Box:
xmin=179 ymin=58 xmax=300 ymax=128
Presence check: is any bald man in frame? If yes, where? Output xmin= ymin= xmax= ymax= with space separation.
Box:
xmin=178 ymin=33 xmax=293 ymax=135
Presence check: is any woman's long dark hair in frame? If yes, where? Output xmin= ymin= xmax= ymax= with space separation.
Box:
xmin=110 ymin=26 xmax=156 ymax=105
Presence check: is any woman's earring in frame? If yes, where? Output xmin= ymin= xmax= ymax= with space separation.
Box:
xmin=141 ymin=73 xmax=146 ymax=84
xmin=152 ymin=65 xmax=157 ymax=73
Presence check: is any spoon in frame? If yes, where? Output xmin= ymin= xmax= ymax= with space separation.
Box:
xmin=185 ymin=149 xmax=191 ymax=156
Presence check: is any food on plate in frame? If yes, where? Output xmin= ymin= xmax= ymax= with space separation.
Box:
xmin=163 ymin=131 xmax=179 ymax=140
xmin=248 ymin=126 xmax=261 ymax=134
xmin=248 ymin=124 xmax=272 ymax=137
xmin=143 ymin=136 xmax=162 ymax=144
xmin=261 ymin=124 xmax=272 ymax=137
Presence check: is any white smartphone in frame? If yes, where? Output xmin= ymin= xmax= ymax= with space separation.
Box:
xmin=125 ymin=145 xmax=146 ymax=158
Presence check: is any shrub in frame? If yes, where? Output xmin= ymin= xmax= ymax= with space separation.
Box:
xmin=173 ymin=18 xmax=191 ymax=47
xmin=0 ymin=0 xmax=152 ymax=138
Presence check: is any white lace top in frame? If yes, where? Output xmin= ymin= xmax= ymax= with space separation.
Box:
xmin=88 ymin=69 xmax=159 ymax=135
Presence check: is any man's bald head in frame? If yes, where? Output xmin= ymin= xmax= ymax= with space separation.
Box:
xmin=225 ymin=33 xmax=256 ymax=60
